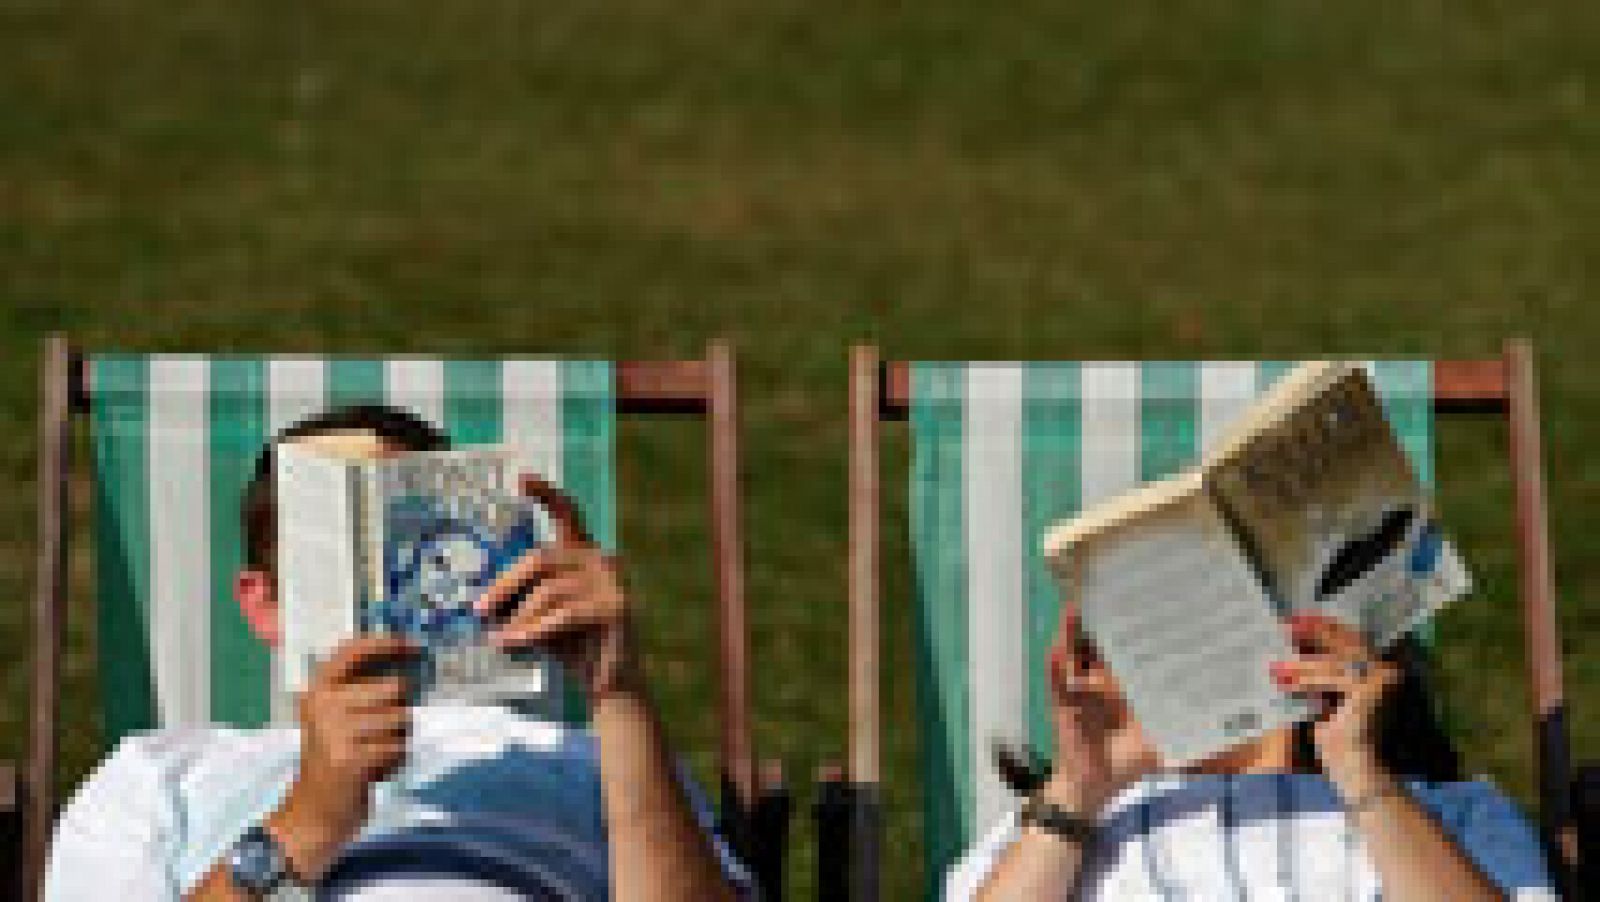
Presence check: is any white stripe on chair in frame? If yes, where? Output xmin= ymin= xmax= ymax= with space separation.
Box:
xmin=501 ymin=360 xmax=566 ymax=486
xmin=147 ymin=356 xmax=213 ymax=726
xmin=1079 ymin=362 xmax=1142 ymax=507
xmin=384 ymin=358 xmax=447 ymax=430
xmin=962 ymin=364 xmax=1030 ymax=834
xmin=1199 ymin=361 xmax=1262 ymax=456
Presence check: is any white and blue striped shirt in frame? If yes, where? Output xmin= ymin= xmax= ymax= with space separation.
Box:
xmin=45 ymin=705 xmax=754 ymax=900
xmin=946 ymin=772 xmax=1557 ymax=900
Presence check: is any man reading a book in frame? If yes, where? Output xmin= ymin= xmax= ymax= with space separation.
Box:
xmin=944 ymin=605 xmax=1559 ymax=900
xmin=45 ymin=405 xmax=755 ymax=900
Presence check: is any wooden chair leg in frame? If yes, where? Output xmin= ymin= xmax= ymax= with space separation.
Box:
xmin=749 ymin=760 xmax=792 ymax=902
xmin=1575 ymin=763 xmax=1599 ymax=900
xmin=813 ymin=763 xmax=851 ymax=900
xmin=1 ymin=761 xmax=19 ymax=900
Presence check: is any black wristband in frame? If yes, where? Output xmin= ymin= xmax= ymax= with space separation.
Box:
xmin=1019 ymin=797 xmax=1097 ymax=845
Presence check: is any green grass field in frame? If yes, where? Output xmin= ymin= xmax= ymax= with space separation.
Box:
xmin=2 ymin=2 xmax=1597 ymax=897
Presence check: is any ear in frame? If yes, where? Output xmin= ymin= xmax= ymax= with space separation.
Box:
xmin=234 ymin=568 xmax=279 ymax=647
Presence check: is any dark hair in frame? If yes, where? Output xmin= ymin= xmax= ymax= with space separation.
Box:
xmin=241 ymin=404 xmax=449 ymax=570
xmin=1293 ymin=633 xmax=1464 ymax=781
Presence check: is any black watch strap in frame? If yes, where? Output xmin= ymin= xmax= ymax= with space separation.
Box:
xmin=1019 ymin=796 xmax=1097 ymax=845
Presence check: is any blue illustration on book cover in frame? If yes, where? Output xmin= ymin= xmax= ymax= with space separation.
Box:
xmin=365 ymin=488 xmax=548 ymax=702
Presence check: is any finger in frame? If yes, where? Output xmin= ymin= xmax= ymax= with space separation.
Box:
xmin=342 ymin=707 xmax=411 ymax=740
xmin=498 ymin=575 xmax=587 ymax=628
xmin=474 ymin=547 xmax=588 ymax=615
xmin=1287 ymin=613 xmax=1371 ymax=658
xmin=330 ymin=676 xmax=410 ymax=711
xmin=518 ymin=474 xmax=592 ymax=546
xmin=357 ymin=741 xmax=409 ymax=778
xmin=491 ymin=605 xmax=596 ymax=649
xmin=318 ymin=636 xmax=418 ymax=686
xmin=1271 ymin=657 xmax=1396 ymax=694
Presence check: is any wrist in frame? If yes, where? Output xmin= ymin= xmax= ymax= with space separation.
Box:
xmin=266 ymin=780 xmax=362 ymax=882
xmin=1037 ymin=773 xmax=1117 ymax=818
xmin=1324 ymin=750 xmax=1393 ymax=803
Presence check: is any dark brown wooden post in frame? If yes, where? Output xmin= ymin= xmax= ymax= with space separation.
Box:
xmin=1504 ymin=338 xmax=1575 ymax=873
xmin=26 ymin=334 xmax=73 ymax=900
xmin=847 ymin=345 xmax=882 ymax=902
xmin=707 ymin=339 xmax=755 ymax=811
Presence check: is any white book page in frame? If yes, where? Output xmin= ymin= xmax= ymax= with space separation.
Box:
xmin=1072 ymin=496 xmax=1313 ymax=767
xmin=275 ymin=443 xmax=359 ymax=693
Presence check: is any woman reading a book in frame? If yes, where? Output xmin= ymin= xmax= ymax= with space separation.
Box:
xmin=946 ymin=605 xmax=1558 ymax=900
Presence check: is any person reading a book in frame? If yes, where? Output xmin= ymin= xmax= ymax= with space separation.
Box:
xmin=45 ymin=405 xmax=755 ymax=900
xmin=945 ymin=604 xmax=1559 ymax=900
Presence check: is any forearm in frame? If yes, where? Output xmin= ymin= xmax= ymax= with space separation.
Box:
xmin=1336 ymin=761 xmax=1504 ymax=901
xmin=592 ymin=670 xmax=737 ymax=902
xmin=972 ymin=831 xmax=1089 ymax=902
xmin=972 ymin=776 xmax=1108 ymax=901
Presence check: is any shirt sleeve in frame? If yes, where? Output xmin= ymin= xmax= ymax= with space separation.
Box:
xmin=942 ymin=810 xmax=1024 ymax=902
xmin=44 ymin=735 xmax=183 ymax=902
xmin=1441 ymin=780 xmax=1559 ymax=900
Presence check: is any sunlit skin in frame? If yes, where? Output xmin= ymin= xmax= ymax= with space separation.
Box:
xmin=972 ymin=603 xmax=1507 ymax=901
xmin=190 ymin=431 xmax=737 ymax=901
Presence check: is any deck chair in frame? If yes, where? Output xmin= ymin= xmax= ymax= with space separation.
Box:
xmin=818 ymin=340 xmax=1595 ymax=900
xmin=10 ymin=335 xmax=791 ymax=900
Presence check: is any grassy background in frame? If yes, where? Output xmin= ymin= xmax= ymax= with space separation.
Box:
xmin=2 ymin=1 xmax=1597 ymax=897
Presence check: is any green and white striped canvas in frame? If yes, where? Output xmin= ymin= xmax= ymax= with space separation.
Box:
xmin=89 ymin=355 xmax=616 ymax=746
xmin=909 ymin=359 xmax=1433 ymax=895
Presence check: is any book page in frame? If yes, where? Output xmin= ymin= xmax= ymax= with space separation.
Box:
xmin=1065 ymin=493 xmax=1313 ymax=767
xmin=275 ymin=443 xmax=360 ymax=693
xmin=1206 ymin=364 xmax=1471 ymax=648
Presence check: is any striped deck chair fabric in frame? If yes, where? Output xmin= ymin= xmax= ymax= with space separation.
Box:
xmin=88 ymin=355 xmax=616 ymax=746
xmin=908 ymin=359 xmax=1434 ymax=895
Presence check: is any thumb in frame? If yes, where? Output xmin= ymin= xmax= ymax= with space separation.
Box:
xmin=518 ymin=474 xmax=592 ymax=546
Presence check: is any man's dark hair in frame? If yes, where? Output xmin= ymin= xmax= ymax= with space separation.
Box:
xmin=241 ymin=404 xmax=449 ymax=570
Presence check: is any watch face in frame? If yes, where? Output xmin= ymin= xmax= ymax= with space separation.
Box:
xmin=229 ymin=827 xmax=288 ymax=893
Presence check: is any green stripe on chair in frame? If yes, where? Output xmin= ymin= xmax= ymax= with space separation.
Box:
xmin=908 ymin=359 xmax=1434 ymax=898
xmin=88 ymin=355 xmax=617 ymax=747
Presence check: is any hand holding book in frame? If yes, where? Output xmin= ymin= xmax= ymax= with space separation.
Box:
xmin=474 ymin=474 xmax=640 ymax=705
xmin=1271 ymin=612 xmax=1403 ymax=795
xmin=1034 ymin=602 xmax=1162 ymax=817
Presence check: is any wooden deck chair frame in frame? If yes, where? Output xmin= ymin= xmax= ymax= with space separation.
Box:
xmin=9 ymin=333 xmax=793 ymax=900
xmin=820 ymin=338 xmax=1596 ymax=900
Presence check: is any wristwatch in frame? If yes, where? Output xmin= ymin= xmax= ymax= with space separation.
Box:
xmin=226 ymin=824 xmax=301 ymax=898
xmin=1019 ymin=796 xmax=1097 ymax=845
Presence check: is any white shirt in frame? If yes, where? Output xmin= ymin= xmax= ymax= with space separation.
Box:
xmin=45 ymin=705 xmax=754 ymax=900
xmin=945 ymin=772 xmax=1557 ymax=901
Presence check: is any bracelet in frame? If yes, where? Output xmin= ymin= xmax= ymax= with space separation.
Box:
xmin=1019 ymin=796 xmax=1097 ymax=845
xmin=1344 ymin=780 xmax=1407 ymax=814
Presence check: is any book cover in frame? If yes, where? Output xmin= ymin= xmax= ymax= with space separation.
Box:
xmin=278 ymin=445 xmax=555 ymax=706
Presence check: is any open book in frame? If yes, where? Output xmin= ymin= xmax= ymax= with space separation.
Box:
xmin=1043 ymin=361 xmax=1471 ymax=766
xmin=275 ymin=444 xmax=552 ymax=706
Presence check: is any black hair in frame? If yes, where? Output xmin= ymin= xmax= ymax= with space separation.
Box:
xmin=241 ymin=404 xmax=449 ymax=569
